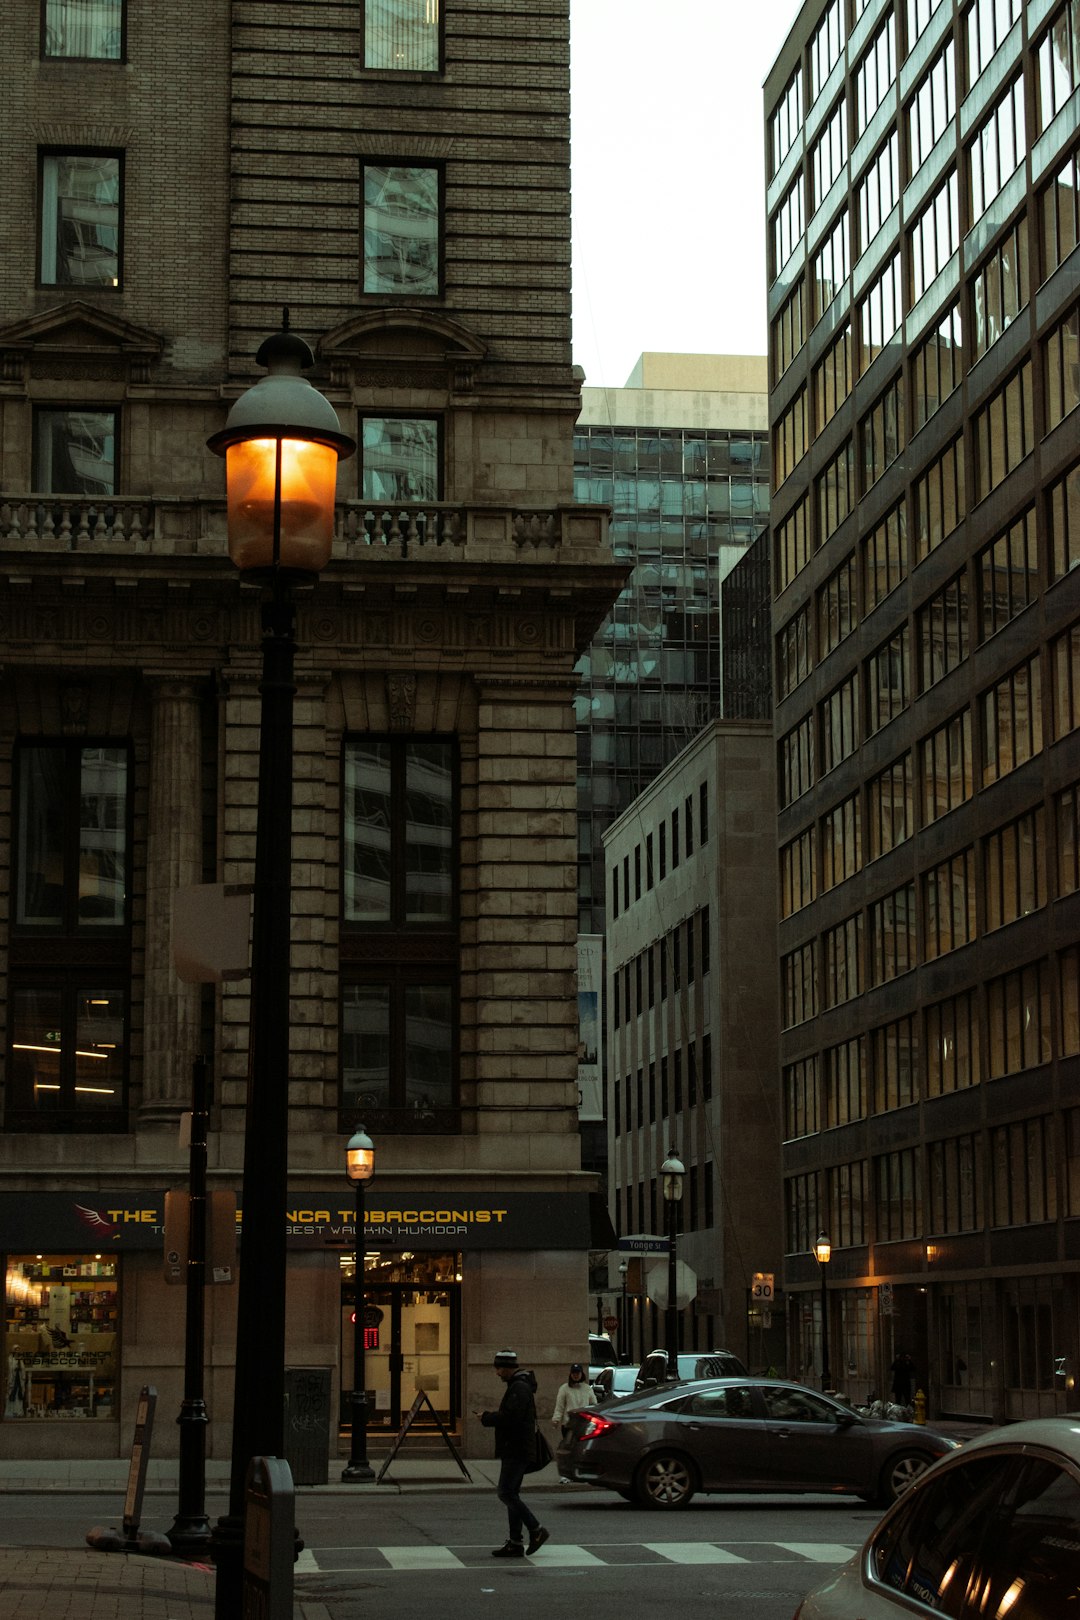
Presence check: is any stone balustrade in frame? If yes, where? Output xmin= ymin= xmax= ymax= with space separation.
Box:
xmin=0 ymin=496 xmax=608 ymax=563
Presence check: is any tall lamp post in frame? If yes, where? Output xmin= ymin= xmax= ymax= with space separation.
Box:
xmin=618 ymin=1259 xmax=630 ymax=1364
xmin=660 ymin=1148 xmax=685 ymax=1377
xmin=207 ymin=318 xmax=354 ymax=1618
xmin=343 ymin=1127 xmax=376 ymax=1482
xmin=814 ymin=1230 xmax=832 ymax=1392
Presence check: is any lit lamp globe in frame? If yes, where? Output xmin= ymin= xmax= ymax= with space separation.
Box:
xmin=346 ymin=1128 xmax=375 ymax=1185
xmin=660 ymin=1150 xmax=685 ymax=1203
xmin=207 ymin=324 xmax=355 ymax=577
xmin=815 ymin=1231 xmax=832 ymax=1266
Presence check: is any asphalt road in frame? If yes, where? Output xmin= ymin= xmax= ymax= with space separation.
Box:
xmin=0 ymin=1487 xmax=881 ymax=1619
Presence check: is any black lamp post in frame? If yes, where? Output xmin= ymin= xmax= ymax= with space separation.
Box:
xmin=618 ymin=1259 xmax=630 ymax=1364
xmin=206 ymin=317 xmax=354 ymax=1618
xmin=343 ymin=1127 xmax=375 ymax=1483
xmin=660 ymin=1148 xmax=684 ymax=1378
xmin=814 ymin=1230 xmax=832 ymax=1392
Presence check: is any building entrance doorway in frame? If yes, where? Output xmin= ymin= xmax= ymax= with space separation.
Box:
xmin=340 ymin=1250 xmax=460 ymax=1433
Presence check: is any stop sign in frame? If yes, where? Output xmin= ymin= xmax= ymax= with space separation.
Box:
xmin=603 ymin=1315 xmax=619 ymax=1332
xmin=645 ymin=1259 xmax=698 ymax=1311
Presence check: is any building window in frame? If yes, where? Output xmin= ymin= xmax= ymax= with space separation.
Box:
xmin=1062 ymin=946 xmax=1080 ymax=1055
xmin=341 ymin=738 xmax=456 ymax=1125
xmin=829 ymin=1161 xmax=868 ymax=1247
xmin=860 ymin=373 xmax=905 ymax=492
xmin=4 ymin=1254 xmax=119 ymax=1420
xmin=42 ymin=0 xmax=123 ymax=58
xmin=776 ymin=495 xmax=811 ymax=593
xmin=784 ymin=1056 xmax=820 ymax=1139
xmin=362 ymin=163 xmax=440 ymax=296
xmin=856 ymin=129 xmax=900 ymax=258
xmin=918 ymin=571 xmax=970 ymax=691
xmin=928 ymin=1135 xmax=981 ymax=1234
xmin=907 ymin=39 xmax=956 ymax=178
xmin=992 ymin=1117 xmax=1057 ymax=1225
xmin=363 ymin=0 xmax=440 ymax=71
xmin=981 ymin=654 xmax=1043 ymax=785
xmin=909 ymin=170 xmax=959 ymax=304
xmin=1051 ymin=621 xmax=1080 ymax=740
xmin=824 ymin=1037 xmax=867 ymax=1127
xmin=771 ymin=65 xmax=804 ymax=176
xmin=921 ymin=709 xmax=973 ymax=825
xmin=914 ymin=436 xmax=965 ymax=561
xmin=1044 ymin=301 xmax=1080 ymax=432
xmin=809 ymin=0 xmax=846 ymax=100
xmin=39 ymin=152 xmax=120 ymax=286
xmin=773 ymin=389 xmax=807 ymax=489
xmin=868 ymin=753 xmax=913 ymax=861
xmin=15 ymin=743 xmax=129 ymax=934
xmin=360 ymin=416 xmax=439 ymax=502
xmin=866 ymin=625 xmax=912 ymax=735
xmin=911 ymin=304 xmax=963 ymax=431
xmin=871 ymin=1015 xmax=917 ymax=1112
xmin=771 ymin=173 xmax=805 ymax=278
xmin=987 ymin=960 xmax=1052 ymax=1077
xmin=908 ymin=0 xmax=947 ymax=54
xmin=972 ymin=215 xmax=1029 ymax=361
xmin=780 ymin=828 xmax=817 ymax=918
xmin=777 ymin=604 xmax=812 ymax=700
xmin=779 ymin=713 xmax=815 ymax=807
xmin=1041 ymin=147 xmax=1080 ymax=280
xmin=785 ymin=1172 xmax=821 ymax=1254
xmin=699 ymin=783 xmax=708 ymax=845
xmin=875 ymin=1148 xmax=921 ymax=1241
xmin=858 ymin=252 xmax=902 ymax=373
xmin=813 ymin=323 xmax=853 ymax=436
xmin=965 ymin=0 xmax=1022 ymax=85
xmin=816 ymin=438 xmax=854 ymax=542
xmin=820 ymin=672 xmax=859 ymax=775
xmin=821 ymin=792 xmax=861 ymax=889
xmin=968 ymin=78 xmax=1026 ymax=224
xmin=925 ymin=988 xmax=980 ymax=1095
xmin=855 ymin=14 xmax=897 ymax=138
xmin=1050 ymin=461 xmax=1080 ymax=583
xmin=823 ymin=914 xmax=863 ymax=1009
xmin=985 ymin=807 xmax=1046 ymax=932
xmin=8 ymin=985 xmax=126 ymax=1126
xmin=33 ymin=408 xmax=117 ymax=499
xmin=978 ymin=508 xmax=1037 ymax=641
xmin=811 ymin=97 xmax=847 ymax=209
xmin=772 ymin=280 xmax=806 ymax=383
xmin=863 ymin=501 xmax=907 ymax=608
xmin=868 ymin=883 xmax=917 ymax=985
xmin=818 ymin=553 xmax=857 ymax=657
xmin=812 ymin=210 xmax=850 ymax=324
xmin=923 ymin=847 xmax=976 ymax=959
xmin=781 ymin=942 xmax=818 ymax=1030
xmin=1036 ymin=5 xmax=1080 ymax=133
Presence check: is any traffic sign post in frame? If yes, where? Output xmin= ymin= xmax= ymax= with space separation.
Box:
xmin=645 ymin=1259 xmax=697 ymax=1312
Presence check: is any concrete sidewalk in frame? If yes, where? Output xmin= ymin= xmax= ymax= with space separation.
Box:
xmin=0 ymin=1453 xmax=522 ymax=1494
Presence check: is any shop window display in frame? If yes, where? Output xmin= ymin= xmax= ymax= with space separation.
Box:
xmin=4 ymin=1254 xmax=118 ymax=1419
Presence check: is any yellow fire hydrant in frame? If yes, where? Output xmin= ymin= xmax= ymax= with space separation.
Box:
xmin=913 ymin=1388 xmax=927 ymax=1425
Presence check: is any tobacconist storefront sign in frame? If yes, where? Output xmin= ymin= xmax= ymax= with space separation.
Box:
xmin=0 ymin=1190 xmax=596 ymax=1252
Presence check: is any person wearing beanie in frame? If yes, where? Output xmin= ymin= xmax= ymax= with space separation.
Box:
xmin=474 ymin=1349 xmax=550 ymax=1558
xmin=551 ymin=1363 xmax=593 ymax=1483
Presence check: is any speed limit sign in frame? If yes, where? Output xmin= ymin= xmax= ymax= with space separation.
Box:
xmin=752 ymin=1271 xmax=774 ymax=1301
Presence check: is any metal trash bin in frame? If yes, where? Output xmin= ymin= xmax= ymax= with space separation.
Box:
xmin=283 ymin=1368 xmax=331 ymax=1486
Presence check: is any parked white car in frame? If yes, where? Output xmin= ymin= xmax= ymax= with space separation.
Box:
xmin=795 ymin=1416 xmax=1080 ymax=1618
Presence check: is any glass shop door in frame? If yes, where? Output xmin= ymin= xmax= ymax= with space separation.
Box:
xmin=341 ymin=1250 xmax=460 ymax=1433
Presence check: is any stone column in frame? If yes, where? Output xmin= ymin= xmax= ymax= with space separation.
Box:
xmin=140 ymin=677 xmax=204 ymax=1126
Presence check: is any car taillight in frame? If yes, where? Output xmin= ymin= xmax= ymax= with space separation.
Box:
xmin=579 ymin=1411 xmax=619 ymax=1439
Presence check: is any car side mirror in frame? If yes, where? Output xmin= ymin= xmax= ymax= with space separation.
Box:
xmin=835 ymin=1410 xmax=857 ymax=1429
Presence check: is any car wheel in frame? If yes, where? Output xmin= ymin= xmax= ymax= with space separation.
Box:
xmin=633 ymin=1451 xmax=697 ymax=1508
xmin=877 ymin=1449 xmax=934 ymax=1505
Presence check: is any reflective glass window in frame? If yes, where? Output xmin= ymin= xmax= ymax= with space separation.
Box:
xmin=812 ymin=209 xmax=849 ymax=322
xmin=855 ymin=14 xmax=897 ymax=137
xmin=856 ymin=129 xmax=900 ymax=256
xmin=33 ymin=408 xmax=116 ymax=497
xmin=907 ymin=38 xmax=956 ymax=177
xmin=811 ymin=97 xmax=847 ymax=208
xmin=965 ymin=0 xmax=1022 ymax=86
xmin=968 ymin=78 xmax=1026 ymax=224
xmin=810 ymin=0 xmax=846 ymax=101
xmin=771 ymin=67 xmax=803 ymax=175
xmin=909 ymin=169 xmax=959 ymax=303
xmin=971 ymin=214 xmax=1029 ymax=359
xmin=361 ymin=416 xmax=439 ymax=502
xmin=43 ymin=0 xmax=123 ymax=58
xmin=363 ymin=163 xmax=440 ymax=295
xmin=1037 ymin=3 xmax=1080 ymax=133
xmin=1041 ymin=146 xmax=1080 ymax=279
xmin=363 ymin=0 xmax=440 ymax=71
xmin=911 ymin=303 xmax=963 ymax=429
xmin=39 ymin=152 xmax=120 ymax=286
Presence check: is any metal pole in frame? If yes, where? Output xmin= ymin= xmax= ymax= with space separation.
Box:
xmin=342 ymin=1179 xmax=373 ymax=1481
xmin=213 ymin=566 xmax=297 ymax=1617
xmin=168 ymin=1055 xmax=212 ymax=1554
xmin=820 ymin=1263 xmax=831 ymax=1392
xmin=620 ymin=1269 xmax=629 ymax=1362
xmin=666 ymin=1200 xmax=678 ymax=1377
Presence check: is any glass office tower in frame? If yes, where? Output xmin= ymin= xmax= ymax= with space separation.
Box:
xmin=766 ymin=0 xmax=1080 ymax=1421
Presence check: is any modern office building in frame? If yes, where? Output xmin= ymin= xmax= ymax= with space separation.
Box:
xmin=0 ymin=0 xmax=623 ymax=1462
xmin=573 ymin=354 xmax=771 ymax=939
xmin=602 ymin=718 xmax=783 ymax=1369
xmin=766 ymin=0 xmax=1080 ymax=1419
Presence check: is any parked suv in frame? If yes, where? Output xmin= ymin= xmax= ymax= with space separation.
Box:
xmin=588 ymin=1333 xmax=619 ymax=1381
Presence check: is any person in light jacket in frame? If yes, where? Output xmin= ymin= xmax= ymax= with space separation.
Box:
xmin=551 ymin=1362 xmax=593 ymax=1483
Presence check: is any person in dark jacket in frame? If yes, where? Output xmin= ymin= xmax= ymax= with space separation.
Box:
xmin=475 ymin=1348 xmax=550 ymax=1558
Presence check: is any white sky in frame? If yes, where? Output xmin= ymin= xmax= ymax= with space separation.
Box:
xmin=570 ymin=0 xmax=806 ymax=388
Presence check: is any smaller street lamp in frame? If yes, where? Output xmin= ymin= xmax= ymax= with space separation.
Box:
xmin=660 ymin=1148 xmax=685 ymax=1377
xmin=814 ymin=1230 xmax=832 ymax=1392
xmin=343 ymin=1127 xmax=376 ymax=1482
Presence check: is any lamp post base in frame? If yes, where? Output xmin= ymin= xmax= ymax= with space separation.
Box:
xmin=341 ymin=1459 xmax=376 ymax=1483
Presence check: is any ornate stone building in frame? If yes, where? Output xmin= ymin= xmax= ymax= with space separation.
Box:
xmin=0 ymin=1 xmax=622 ymax=1461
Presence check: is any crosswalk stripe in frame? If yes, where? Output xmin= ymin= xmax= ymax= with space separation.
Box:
xmin=530 ymin=1544 xmax=606 ymax=1566
xmin=645 ymin=1543 xmax=750 ymax=1565
xmin=380 ymin=1546 xmax=466 ymax=1569
xmin=294 ymin=1548 xmax=320 ymax=1572
xmin=777 ymin=1542 xmax=858 ymax=1562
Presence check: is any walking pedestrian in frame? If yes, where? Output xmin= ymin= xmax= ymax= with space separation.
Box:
xmin=551 ymin=1362 xmax=592 ymax=1482
xmin=890 ymin=1349 xmax=916 ymax=1406
xmin=474 ymin=1348 xmax=550 ymax=1558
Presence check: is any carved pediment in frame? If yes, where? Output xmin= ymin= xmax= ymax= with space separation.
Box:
xmin=0 ymin=301 xmax=164 ymax=384
xmin=319 ymin=309 xmax=486 ymax=392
